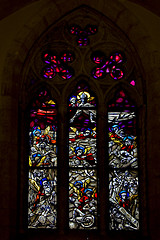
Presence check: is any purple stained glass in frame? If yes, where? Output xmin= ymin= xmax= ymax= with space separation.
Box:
xmin=92 ymin=67 xmax=105 ymax=79
xmin=69 ymin=24 xmax=97 ymax=46
xmin=78 ymin=37 xmax=88 ymax=46
xmin=91 ymin=51 xmax=105 ymax=64
xmin=110 ymin=66 xmax=124 ymax=80
xmin=70 ymin=25 xmax=80 ymax=35
xmin=110 ymin=53 xmax=123 ymax=64
xmin=43 ymin=52 xmax=54 ymax=64
xmin=42 ymin=52 xmax=75 ymax=80
xmin=60 ymin=52 xmax=75 ymax=63
xmin=59 ymin=66 xmax=74 ymax=80
xmin=43 ymin=66 xmax=56 ymax=79
xmin=108 ymin=90 xmax=139 ymax=231
xmin=91 ymin=51 xmax=125 ymax=80
xmin=108 ymin=90 xmax=135 ymax=108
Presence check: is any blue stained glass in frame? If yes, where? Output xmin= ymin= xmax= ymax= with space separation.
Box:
xmin=69 ymin=170 xmax=97 ymax=229
xmin=108 ymin=111 xmax=138 ymax=169
xmin=69 ymin=123 xmax=97 ymax=167
xmin=108 ymin=90 xmax=139 ymax=231
xmin=109 ymin=170 xmax=139 ymax=230
xmin=29 ymin=91 xmax=57 ymax=167
xmin=28 ymin=169 xmax=57 ymax=229
xmin=28 ymin=90 xmax=57 ymax=229
xmin=69 ymin=84 xmax=98 ymax=229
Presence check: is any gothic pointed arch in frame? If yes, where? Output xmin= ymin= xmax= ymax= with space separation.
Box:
xmin=14 ymin=2 xmax=148 ymax=238
xmin=28 ymin=88 xmax=58 ymax=229
xmin=107 ymin=88 xmax=139 ymax=230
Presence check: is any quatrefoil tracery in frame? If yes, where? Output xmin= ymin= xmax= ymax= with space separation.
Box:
xmin=42 ymin=51 xmax=75 ymax=80
xmin=91 ymin=51 xmax=125 ymax=80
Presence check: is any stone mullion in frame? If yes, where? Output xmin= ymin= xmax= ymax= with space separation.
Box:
xmin=97 ymin=104 xmax=107 ymax=235
xmin=57 ymin=104 xmax=68 ymax=233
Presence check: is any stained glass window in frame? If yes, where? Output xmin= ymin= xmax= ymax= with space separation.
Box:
xmin=28 ymin=90 xmax=57 ymax=228
xmin=108 ymin=90 xmax=139 ymax=230
xmin=91 ymin=51 xmax=125 ymax=80
xmin=69 ymin=25 xmax=98 ymax=46
xmin=28 ymin=50 xmax=140 ymax=231
xmin=42 ymin=51 xmax=75 ymax=80
xmin=68 ymin=83 xmax=98 ymax=229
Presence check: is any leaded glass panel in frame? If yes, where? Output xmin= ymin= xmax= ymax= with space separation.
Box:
xmin=28 ymin=169 xmax=57 ymax=228
xmin=68 ymin=83 xmax=98 ymax=229
xmin=28 ymin=90 xmax=57 ymax=229
xmin=69 ymin=169 xmax=97 ymax=229
xmin=108 ymin=90 xmax=139 ymax=231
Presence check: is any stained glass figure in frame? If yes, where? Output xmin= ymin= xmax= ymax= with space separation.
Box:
xmin=42 ymin=51 xmax=75 ymax=80
xmin=69 ymin=83 xmax=97 ymax=168
xmin=91 ymin=51 xmax=125 ymax=80
xmin=69 ymin=169 xmax=97 ymax=229
xmin=28 ymin=169 xmax=57 ymax=228
xmin=68 ymin=83 xmax=98 ymax=229
xmin=28 ymin=90 xmax=57 ymax=229
xmin=69 ymin=25 xmax=97 ymax=46
xmin=108 ymin=111 xmax=137 ymax=169
xmin=108 ymin=90 xmax=139 ymax=230
xmin=29 ymin=91 xmax=57 ymax=167
xmin=69 ymin=84 xmax=96 ymax=108
xmin=69 ymin=124 xmax=97 ymax=168
xmin=109 ymin=170 xmax=139 ymax=230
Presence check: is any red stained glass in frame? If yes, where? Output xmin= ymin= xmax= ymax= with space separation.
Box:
xmin=69 ymin=24 xmax=98 ymax=46
xmin=68 ymin=84 xmax=98 ymax=229
xmin=120 ymin=91 xmax=125 ymax=97
xmin=109 ymin=90 xmax=135 ymax=108
xmin=108 ymin=90 xmax=139 ymax=230
xmin=110 ymin=66 xmax=123 ymax=80
xmin=91 ymin=51 xmax=125 ymax=80
xmin=30 ymin=121 xmax=34 ymax=128
xmin=43 ymin=66 xmax=56 ymax=79
xmin=116 ymin=98 xmax=123 ymax=103
xmin=61 ymin=52 xmax=74 ymax=63
xmin=42 ymin=52 xmax=75 ymax=80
